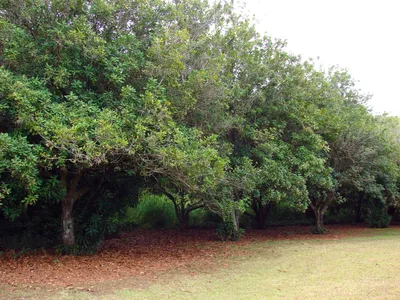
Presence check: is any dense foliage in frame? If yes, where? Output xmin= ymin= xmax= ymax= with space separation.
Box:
xmin=1 ymin=0 xmax=399 ymax=251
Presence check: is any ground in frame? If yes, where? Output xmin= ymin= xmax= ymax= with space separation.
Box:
xmin=1 ymin=225 xmax=400 ymax=299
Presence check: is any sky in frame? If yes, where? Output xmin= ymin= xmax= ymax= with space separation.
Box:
xmin=239 ymin=0 xmax=400 ymax=116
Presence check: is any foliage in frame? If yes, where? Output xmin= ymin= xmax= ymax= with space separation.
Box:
xmin=0 ymin=134 xmax=40 ymax=220
xmin=125 ymin=193 xmax=177 ymax=229
xmin=69 ymin=173 xmax=142 ymax=252
xmin=153 ymin=127 xmax=227 ymax=228
xmin=0 ymin=0 xmax=228 ymax=245
xmin=0 ymin=176 xmax=64 ymax=250
xmin=365 ymin=200 xmax=392 ymax=228
xmin=216 ymin=221 xmax=245 ymax=241
xmin=188 ymin=208 xmax=221 ymax=228
xmin=0 ymin=0 xmax=400 ymax=250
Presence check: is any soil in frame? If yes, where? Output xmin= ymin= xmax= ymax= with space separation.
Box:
xmin=0 ymin=224 xmax=396 ymax=291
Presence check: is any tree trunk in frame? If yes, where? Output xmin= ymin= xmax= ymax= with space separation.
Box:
xmin=60 ymin=168 xmax=89 ymax=246
xmin=310 ymin=193 xmax=335 ymax=234
xmin=355 ymin=192 xmax=363 ymax=223
xmin=310 ymin=203 xmax=327 ymax=233
xmin=165 ymin=191 xmax=188 ymax=230
xmin=231 ymin=209 xmax=240 ymax=241
xmin=179 ymin=204 xmax=204 ymax=230
xmin=387 ymin=206 xmax=396 ymax=217
xmin=316 ymin=210 xmax=324 ymax=230
xmin=164 ymin=190 xmax=204 ymax=230
xmin=255 ymin=210 xmax=264 ymax=229
xmin=179 ymin=212 xmax=189 ymax=230
xmin=251 ymin=197 xmax=272 ymax=229
xmin=62 ymin=197 xmax=75 ymax=246
xmin=252 ymin=197 xmax=263 ymax=229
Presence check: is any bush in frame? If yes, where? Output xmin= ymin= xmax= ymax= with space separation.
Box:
xmin=0 ymin=181 xmax=62 ymax=251
xmin=265 ymin=202 xmax=312 ymax=227
xmin=65 ymin=174 xmax=141 ymax=254
xmin=216 ymin=221 xmax=245 ymax=241
xmin=366 ymin=205 xmax=391 ymax=228
xmin=239 ymin=212 xmax=255 ymax=229
xmin=324 ymin=207 xmax=354 ymax=224
xmin=124 ymin=194 xmax=177 ymax=229
xmin=189 ymin=208 xmax=221 ymax=228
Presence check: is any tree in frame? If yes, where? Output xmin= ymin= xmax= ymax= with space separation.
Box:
xmin=218 ymin=37 xmax=337 ymax=230
xmin=329 ymin=112 xmax=400 ymax=225
xmin=1 ymin=0 xmax=399 ymax=248
xmin=153 ymin=128 xmax=227 ymax=229
xmin=209 ymin=157 xmax=255 ymax=240
xmin=248 ymin=137 xmax=317 ymax=229
xmin=0 ymin=0 xmax=181 ymax=245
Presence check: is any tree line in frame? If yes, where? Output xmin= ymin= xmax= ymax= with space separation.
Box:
xmin=1 ymin=0 xmax=399 ymax=251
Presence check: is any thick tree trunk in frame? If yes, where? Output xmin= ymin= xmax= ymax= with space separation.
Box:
xmin=60 ymin=168 xmax=89 ymax=246
xmin=179 ymin=212 xmax=189 ymax=230
xmin=316 ymin=210 xmax=324 ymax=230
xmin=310 ymin=193 xmax=335 ymax=234
xmin=62 ymin=197 xmax=75 ymax=246
xmin=310 ymin=203 xmax=328 ymax=233
xmin=231 ymin=209 xmax=241 ymax=241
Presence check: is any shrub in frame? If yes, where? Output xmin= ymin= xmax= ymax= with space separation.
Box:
xmin=265 ymin=202 xmax=312 ymax=227
xmin=366 ymin=204 xmax=391 ymax=228
xmin=0 ymin=180 xmax=63 ymax=251
xmin=189 ymin=208 xmax=221 ymax=228
xmin=67 ymin=174 xmax=141 ymax=254
xmin=124 ymin=194 xmax=177 ymax=229
xmin=216 ymin=221 xmax=245 ymax=241
xmin=324 ymin=206 xmax=354 ymax=224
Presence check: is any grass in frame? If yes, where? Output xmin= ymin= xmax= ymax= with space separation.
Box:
xmin=4 ymin=228 xmax=400 ymax=299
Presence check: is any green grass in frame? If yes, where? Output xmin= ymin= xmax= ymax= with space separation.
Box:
xmin=6 ymin=228 xmax=400 ymax=300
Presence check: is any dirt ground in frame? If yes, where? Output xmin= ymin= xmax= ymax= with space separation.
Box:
xmin=0 ymin=224 xmax=385 ymax=290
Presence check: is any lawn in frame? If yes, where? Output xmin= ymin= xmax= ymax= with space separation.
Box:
xmin=2 ymin=226 xmax=400 ymax=299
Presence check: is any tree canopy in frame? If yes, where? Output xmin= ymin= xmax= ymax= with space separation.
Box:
xmin=1 ymin=0 xmax=399 ymax=247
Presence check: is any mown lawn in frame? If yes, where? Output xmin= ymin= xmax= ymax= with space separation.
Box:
xmin=2 ymin=227 xmax=400 ymax=299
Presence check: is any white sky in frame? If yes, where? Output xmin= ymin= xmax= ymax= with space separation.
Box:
xmin=239 ymin=0 xmax=400 ymax=116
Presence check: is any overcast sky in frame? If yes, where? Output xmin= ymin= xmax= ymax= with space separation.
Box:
xmin=240 ymin=0 xmax=400 ymax=116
